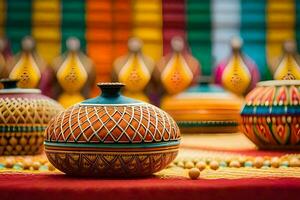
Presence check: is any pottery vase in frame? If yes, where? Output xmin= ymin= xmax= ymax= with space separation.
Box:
xmin=0 ymin=79 xmax=63 ymax=155
xmin=45 ymin=83 xmax=180 ymax=177
xmin=241 ymin=80 xmax=300 ymax=149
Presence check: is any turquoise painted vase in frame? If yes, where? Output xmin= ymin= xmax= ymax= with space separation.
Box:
xmin=45 ymin=83 xmax=180 ymax=177
xmin=241 ymin=80 xmax=300 ymax=149
xmin=0 ymin=79 xmax=63 ymax=155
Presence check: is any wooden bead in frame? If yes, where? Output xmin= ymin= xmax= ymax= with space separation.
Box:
xmin=209 ymin=160 xmax=219 ymax=170
xmin=185 ymin=161 xmax=194 ymax=169
xmin=289 ymin=158 xmax=300 ymax=167
xmin=229 ymin=160 xmax=241 ymax=168
xmin=195 ymin=161 xmax=206 ymax=171
xmin=188 ymin=168 xmax=200 ymax=180
xmin=23 ymin=159 xmax=33 ymax=170
xmin=32 ymin=161 xmax=40 ymax=170
xmin=254 ymin=157 xmax=264 ymax=168
xmin=270 ymin=157 xmax=280 ymax=168
xmin=5 ymin=158 xmax=14 ymax=168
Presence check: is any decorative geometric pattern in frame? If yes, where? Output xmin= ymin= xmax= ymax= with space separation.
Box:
xmin=0 ymin=131 xmax=44 ymax=155
xmin=46 ymin=149 xmax=178 ymax=177
xmin=0 ymin=95 xmax=63 ymax=125
xmin=0 ymin=94 xmax=63 ymax=155
xmin=46 ymin=104 xmax=180 ymax=144
xmin=241 ymin=81 xmax=300 ymax=148
xmin=244 ymin=82 xmax=300 ymax=107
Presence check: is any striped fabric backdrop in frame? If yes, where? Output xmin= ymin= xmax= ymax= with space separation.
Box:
xmin=0 ymin=0 xmax=299 ymax=81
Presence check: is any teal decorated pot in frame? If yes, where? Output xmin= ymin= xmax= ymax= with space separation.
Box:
xmin=241 ymin=80 xmax=300 ymax=149
xmin=0 ymin=79 xmax=63 ymax=155
xmin=45 ymin=83 xmax=180 ymax=177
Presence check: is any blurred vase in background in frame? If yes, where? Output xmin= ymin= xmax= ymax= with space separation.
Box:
xmin=53 ymin=37 xmax=95 ymax=108
xmin=215 ymin=37 xmax=260 ymax=96
xmin=273 ymin=40 xmax=300 ymax=80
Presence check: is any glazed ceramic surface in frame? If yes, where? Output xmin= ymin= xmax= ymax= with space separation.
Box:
xmin=45 ymin=83 xmax=180 ymax=177
xmin=161 ymin=84 xmax=243 ymax=133
xmin=241 ymin=80 xmax=300 ymax=149
xmin=0 ymin=79 xmax=63 ymax=155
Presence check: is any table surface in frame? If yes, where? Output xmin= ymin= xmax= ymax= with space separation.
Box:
xmin=1 ymin=133 xmax=300 ymax=200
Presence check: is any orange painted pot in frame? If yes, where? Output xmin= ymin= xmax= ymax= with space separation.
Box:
xmin=45 ymin=83 xmax=180 ymax=177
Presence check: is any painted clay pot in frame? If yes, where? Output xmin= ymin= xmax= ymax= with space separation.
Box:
xmin=0 ymin=79 xmax=63 ymax=155
xmin=45 ymin=83 xmax=180 ymax=177
xmin=161 ymin=83 xmax=243 ymax=133
xmin=241 ymin=80 xmax=300 ymax=149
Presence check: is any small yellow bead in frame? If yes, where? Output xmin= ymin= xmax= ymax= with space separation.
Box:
xmin=195 ymin=161 xmax=206 ymax=171
xmin=209 ymin=160 xmax=219 ymax=170
xmin=185 ymin=161 xmax=194 ymax=169
xmin=229 ymin=160 xmax=241 ymax=168
xmin=254 ymin=157 xmax=264 ymax=168
xmin=188 ymin=168 xmax=200 ymax=180
xmin=32 ymin=161 xmax=41 ymax=170
xmin=23 ymin=159 xmax=33 ymax=170
xmin=5 ymin=158 xmax=15 ymax=168
xmin=270 ymin=157 xmax=280 ymax=168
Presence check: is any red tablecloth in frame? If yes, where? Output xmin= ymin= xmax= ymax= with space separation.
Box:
xmin=0 ymin=174 xmax=300 ymax=200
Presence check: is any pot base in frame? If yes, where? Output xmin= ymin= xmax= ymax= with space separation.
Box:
xmin=45 ymin=149 xmax=178 ymax=177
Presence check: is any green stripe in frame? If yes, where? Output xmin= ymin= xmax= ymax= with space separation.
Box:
xmin=5 ymin=0 xmax=32 ymax=53
xmin=45 ymin=140 xmax=180 ymax=149
xmin=187 ymin=0 xmax=212 ymax=76
xmin=177 ymin=121 xmax=238 ymax=128
xmin=0 ymin=125 xmax=46 ymax=132
xmin=61 ymin=0 xmax=86 ymax=53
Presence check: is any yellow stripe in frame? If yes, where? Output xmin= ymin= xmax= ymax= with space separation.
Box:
xmin=32 ymin=0 xmax=61 ymax=64
xmin=0 ymin=0 xmax=6 ymax=37
xmin=267 ymin=0 xmax=295 ymax=73
xmin=131 ymin=0 xmax=162 ymax=61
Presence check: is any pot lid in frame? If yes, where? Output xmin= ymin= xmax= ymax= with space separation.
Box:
xmin=0 ymin=79 xmax=41 ymax=94
xmin=161 ymin=84 xmax=243 ymax=110
xmin=81 ymin=82 xmax=144 ymax=105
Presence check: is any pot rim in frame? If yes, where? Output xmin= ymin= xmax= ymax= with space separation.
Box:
xmin=0 ymin=88 xmax=41 ymax=94
xmin=257 ymin=80 xmax=300 ymax=87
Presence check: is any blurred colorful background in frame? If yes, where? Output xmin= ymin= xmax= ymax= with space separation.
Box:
xmin=0 ymin=0 xmax=299 ymax=102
